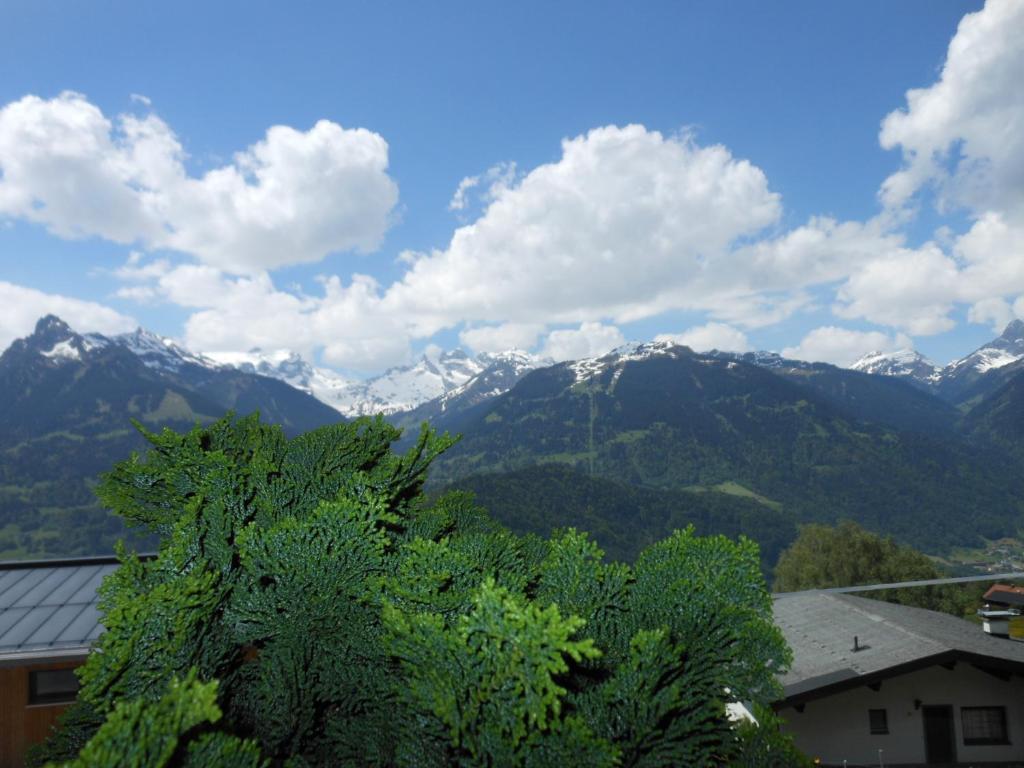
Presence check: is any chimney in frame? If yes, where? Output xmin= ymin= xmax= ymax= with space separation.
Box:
xmin=979 ymin=606 xmax=1013 ymax=637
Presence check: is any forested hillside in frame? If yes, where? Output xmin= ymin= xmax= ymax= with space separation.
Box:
xmin=441 ymin=464 xmax=797 ymax=575
xmin=432 ymin=345 xmax=1024 ymax=553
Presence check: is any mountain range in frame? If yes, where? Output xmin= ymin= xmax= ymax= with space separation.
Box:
xmin=207 ymin=346 xmax=551 ymax=418
xmin=850 ymin=319 xmax=1024 ymax=407
xmin=0 ymin=315 xmax=342 ymax=558
xmin=193 ymin=320 xmax=1024 ymax=421
xmin=4 ymin=315 xmax=1024 ymax=568
xmin=426 ymin=339 xmax=1023 ymax=552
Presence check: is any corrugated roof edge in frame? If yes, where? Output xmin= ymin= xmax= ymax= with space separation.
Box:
xmin=0 ymin=553 xmax=157 ymax=571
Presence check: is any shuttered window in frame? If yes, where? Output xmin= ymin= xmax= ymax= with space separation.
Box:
xmin=962 ymin=706 xmax=1009 ymax=745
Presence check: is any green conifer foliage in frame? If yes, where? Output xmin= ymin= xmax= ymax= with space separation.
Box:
xmin=61 ymin=670 xmax=263 ymax=768
xmin=38 ymin=413 xmax=801 ymax=766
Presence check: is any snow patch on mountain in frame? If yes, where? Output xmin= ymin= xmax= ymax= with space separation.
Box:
xmin=207 ymin=347 xmax=510 ymax=417
xmin=336 ymin=350 xmax=486 ymax=417
xmin=850 ymin=349 xmax=942 ymax=382
xmin=970 ymin=348 xmax=1023 ymax=373
xmin=434 ymin=349 xmax=550 ymax=412
xmin=34 ymin=319 xmax=112 ymax=365
xmin=946 ymin=321 xmax=1024 ymax=375
xmin=116 ymin=328 xmax=220 ymax=373
xmin=204 ymin=348 xmax=352 ymax=410
xmin=569 ymin=340 xmax=683 ymax=383
xmin=41 ymin=339 xmax=81 ymax=362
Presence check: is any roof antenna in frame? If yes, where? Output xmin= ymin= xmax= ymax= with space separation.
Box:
xmin=853 ymin=635 xmax=862 ymax=652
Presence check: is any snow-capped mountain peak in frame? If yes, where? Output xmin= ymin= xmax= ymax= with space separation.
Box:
xmin=569 ymin=340 xmax=685 ymax=383
xmin=844 ymin=321 xmax=1024 ymax=402
xmin=115 ymin=327 xmax=220 ymax=373
xmin=204 ymin=346 xmax=531 ymax=418
xmin=432 ymin=349 xmax=552 ymax=412
xmin=850 ymin=349 xmax=941 ymax=382
xmin=22 ymin=315 xmax=111 ymax=365
xmin=203 ymin=348 xmax=351 ymax=409
xmin=336 ymin=349 xmax=487 ymax=417
xmin=476 ymin=348 xmax=549 ymax=374
xmin=947 ymin=320 xmax=1024 ymax=374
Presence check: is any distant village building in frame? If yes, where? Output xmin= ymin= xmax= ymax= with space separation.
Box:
xmin=0 ymin=556 xmax=115 ymax=768
xmin=983 ymin=583 xmax=1024 ymax=609
xmin=774 ymin=592 xmax=1024 ymax=766
xmin=981 ymin=583 xmax=1024 ymax=640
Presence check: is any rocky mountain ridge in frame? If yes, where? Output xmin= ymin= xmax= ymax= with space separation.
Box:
xmin=850 ymin=320 xmax=1024 ymax=405
xmin=7 ymin=316 xmax=1024 ymax=419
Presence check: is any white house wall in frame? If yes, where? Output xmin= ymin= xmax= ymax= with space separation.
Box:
xmin=777 ymin=663 xmax=1024 ymax=765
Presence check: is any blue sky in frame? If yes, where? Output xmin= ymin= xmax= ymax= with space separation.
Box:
xmin=2 ymin=0 xmax=1021 ymax=375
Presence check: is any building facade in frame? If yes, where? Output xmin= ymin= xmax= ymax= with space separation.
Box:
xmin=774 ymin=592 xmax=1024 ymax=766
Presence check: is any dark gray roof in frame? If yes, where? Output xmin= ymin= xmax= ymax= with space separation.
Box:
xmin=985 ymin=589 xmax=1024 ymax=607
xmin=773 ymin=592 xmax=1024 ymax=703
xmin=0 ymin=558 xmax=117 ymax=662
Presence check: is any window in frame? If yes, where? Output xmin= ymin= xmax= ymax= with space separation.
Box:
xmin=28 ymin=668 xmax=80 ymax=705
xmin=962 ymin=706 xmax=1009 ymax=745
xmin=868 ymin=708 xmax=889 ymax=735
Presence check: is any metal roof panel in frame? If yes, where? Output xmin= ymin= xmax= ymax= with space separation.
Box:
xmin=0 ymin=606 xmax=29 ymax=640
xmin=0 ymin=562 xmax=115 ymax=656
xmin=66 ymin=566 xmax=115 ymax=604
xmin=13 ymin=567 xmax=80 ymax=608
xmin=0 ymin=568 xmax=52 ymax=609
xmin=0 ymin=569 xmax=31 ymax=596
xmin=43 ymin=566 xmax=99 ymax=605
xmin=0 ymin=605 xmax=59 ymax=648
xmin=85 ymin=621 xmax=105 ymax=642
xmin=56 ymin=605 xmax=102 ymax=646
xmin=25 ymin=603 xmax=90 ymax=647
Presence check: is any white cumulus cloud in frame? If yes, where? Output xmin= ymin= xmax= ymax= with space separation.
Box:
xmin=834 ymin=243 xmax=961 ymax=335
xmin=782 ymin=326 xmax=913 ymax=368
xmin=385 ymin=125 xmax=782 ymax=336
xmin=863 ymin=0 xmax=1024 ymax=336
xmin=459 ymin=323 xmax=544 ymax=354
xmin=879 ymin=0 xmax=1024 ymax=217
xmin=117 ymin=258 xmax=411 ymax=373
xmin=655 ymin=322 xmax=749 ymax=352
xmin=539 ymin=322 xmax=625 ymax=362
xmin=0 ymin=92 xmax=399 ymax=273
xmin=0 ymin=281 xmax=136 ymax=351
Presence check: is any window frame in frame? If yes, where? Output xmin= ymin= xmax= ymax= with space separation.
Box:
xmin=868 ymin=707 xmax=889 ymax=735
xmin=961 ymin=705 xmax=1010 ymax=746
xmin=27 ymin=667 xmax=80 ymax=706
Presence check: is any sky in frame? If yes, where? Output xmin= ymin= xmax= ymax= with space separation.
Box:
xmin=1 ymin=0 xmax=1022 ymax=377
